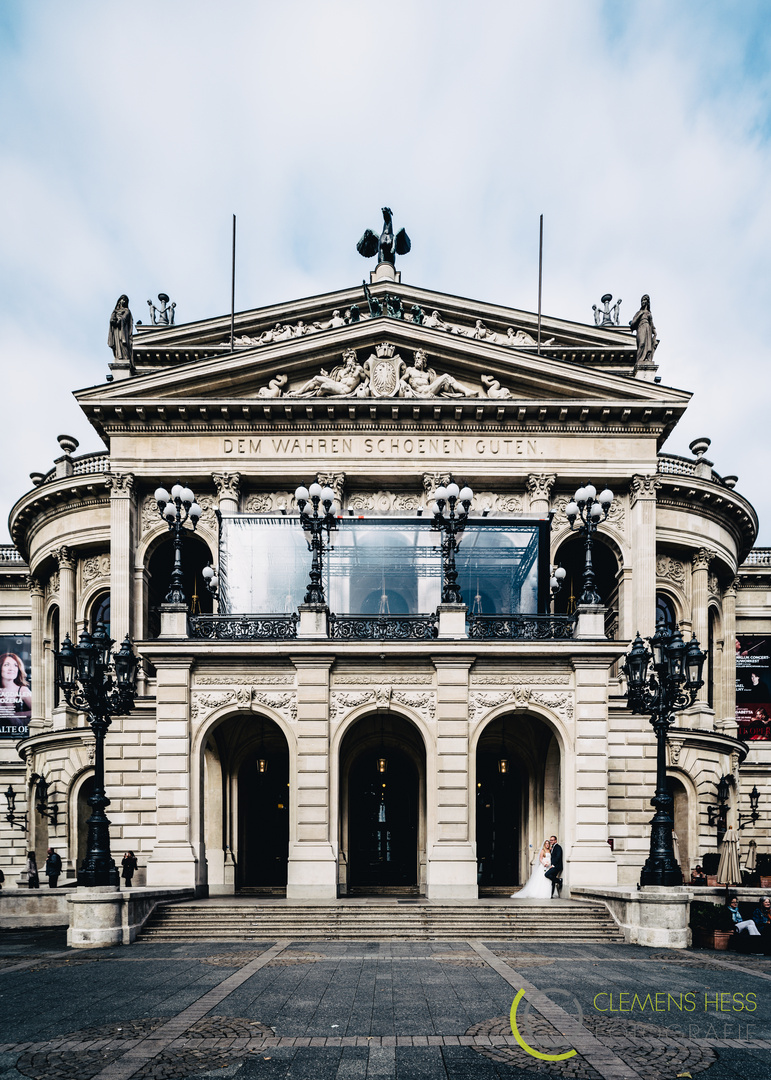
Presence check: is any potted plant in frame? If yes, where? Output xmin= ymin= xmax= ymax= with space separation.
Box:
xmin=702 ymin=852 xmax=720 ymax=887
xmin=690 ymin=900 xmax=734 ymax=950
xmin=757 ymin=854 xmax=771 ymax=889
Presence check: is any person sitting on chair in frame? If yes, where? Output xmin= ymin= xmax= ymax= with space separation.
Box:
xmin=728 ymin=896 xmax=760 ymax=936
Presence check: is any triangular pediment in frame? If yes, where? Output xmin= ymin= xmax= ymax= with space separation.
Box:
xmin=79 ymin=307 xmax=690 ymax=447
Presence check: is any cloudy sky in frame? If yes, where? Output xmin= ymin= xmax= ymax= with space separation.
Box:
xmin=1 ymin=1 xmax=769 ymax=545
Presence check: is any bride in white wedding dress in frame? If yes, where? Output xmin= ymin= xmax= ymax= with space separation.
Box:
xmin=511 ymin=840 xmax=553 ymax=899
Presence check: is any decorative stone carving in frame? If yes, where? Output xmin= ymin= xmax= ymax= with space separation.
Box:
xmin=656 ymin=555 xmax=686 ymax=587
xmin=391 ymin=691 xmax=436 ymax=721
xmin=244 ymin=494 xmax=273 ymax=513
xmin=468 ymin=692 xmax=511 ymax=722
xmin=605 ymin=498 xmax=626 ymax=530
xmin=329 ymin=691 xmax=374 ymax=722
xmin=422 ymin=474 xmax=452 ymax=499
xmin=256 ymin=374 xmax=287 ymax=398
xmin=235 ymin=688 xmax=252 ymax=709
xmin=400 ymin=350 xmax=471 ymax=398
xmin=692 ymin=548 xmax=716 ymax=573
xmin=479 ymin=376 xmax=512 ymax=399
xmin=347 ymin=493 xmax=375 ymax=513
xmin=374 ymin=686 xmax=392 ymax=708
xmin=593 ymin=294 xmax=622 ymax=327
xmin=286 ymin=349 xmax=369 ymax=398
xmin=629 ymin=294 xmax=658 ymax=367
xmin=82 ymin=555 xmax=111 ymax=584
xmin=392 ymin=493 xmax=421 ymax=511
xmin=724 ymin=577 xmax=738 ymax=598
xmin=212 ymin=472 xmax=241 ymax=500
xmin=356 ymin=206 xmax=411 ymax=268
xmin=630 ymin=474 xmax=662 ymax=505
xmin=141 ymin=494 xmax=160 ymax=535
xmin=669 ymin=740 xmax=682 ymax=766
xmin=190 ymin=691 xmax=234 ymax=723
xmin=496 ymin=495 xmax=525 ymax=514
xmin=26 ymin=575 xmax=44 ymax=598
xmin=316 ymin=473 xmax=346 ymax=504
xmin=108 ymin=295 xmax=133 ymax=362
xmin=252 ymin=692 xmax=297 ymax=723
xmin=147 ymin=293 xmax=175 ymax=326
xmin=105 ymin=471 xmax=135 ymax=494
xmin=526 ymin=475 xmax=556 ymax=501
xmin=469 ymin=688 xmax=574 ymax=722
xmin=194 ymin=674 xmax=294 ymax=686
xmin=53 ymin=547 xmax=76 ymax=571
xmin=471 ymin=673 xmax=571 ymax=686
xmin=45 ymin=570 xmax=60 ymax=599
xmin=708 ymin=572 xmax=720 ymax=598
xmin=363 ymin=345 xmax=404 ymax=398
xmin=333 ymin=674 xmax=433 ymax=686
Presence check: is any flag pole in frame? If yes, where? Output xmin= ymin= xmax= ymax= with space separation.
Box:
xmin=537 ymin=213 xmax=543 ymax=356
xmin=230 ymin=214 xmax=236 ymax=352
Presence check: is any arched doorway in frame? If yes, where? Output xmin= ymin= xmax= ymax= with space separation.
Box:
xmin=668 ymin=775 xmax=690 ymax=879
xmin=147 ymin=533 xmax=213 ymax=638
xmin=554 ymin=534 xmax=620 ymax=636
xmin=75 ymin=775 xmax=95 ymax=871
xmin=475 ymin=714 xmax=561 ymax=893
xmin=202 ymin=714 xmax=290 ymax=894
xmin=339 ymin=712 xmax=426 ymax=895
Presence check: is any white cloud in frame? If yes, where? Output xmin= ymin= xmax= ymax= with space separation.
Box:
xmin=1 ymin=0 xmax=769 ymax=546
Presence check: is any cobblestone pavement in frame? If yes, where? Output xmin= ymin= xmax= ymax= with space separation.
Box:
xmin=0 ymin=930 xmax=769 ymax=1079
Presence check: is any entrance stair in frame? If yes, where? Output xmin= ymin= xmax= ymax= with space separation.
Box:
xmin=138 ymin=899 xmax=624 ymax=942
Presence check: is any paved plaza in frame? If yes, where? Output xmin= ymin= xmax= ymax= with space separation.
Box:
xmin=1 ymin=929 xmax=770 ymax=1080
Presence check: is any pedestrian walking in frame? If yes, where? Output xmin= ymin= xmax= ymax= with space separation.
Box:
xmin=26 ymin=851 xmax=39 ymax=889
xmin=44 ymin=848 xmax=62 ymax=888
xmin=121 ymin=851 xmax=138 ymax=888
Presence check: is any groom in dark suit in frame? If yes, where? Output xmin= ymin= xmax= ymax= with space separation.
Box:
xmin=544 ymin=834 xmax=563 ymax=898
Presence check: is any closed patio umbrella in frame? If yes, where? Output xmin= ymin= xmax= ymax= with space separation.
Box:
xmin=745 ymin=840 xmax=757 ymax=873
xmin=672 ymin=830 xmax=681 ymax=866
xmin=717 ymin=826 xmax=742 ymax=895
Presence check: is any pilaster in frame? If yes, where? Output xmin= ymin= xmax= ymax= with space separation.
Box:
xmin=27 ymin=576 xmax=45 ymax=732
xmin=568 ymin=658 xmax=617 ymax=886
xmin=426 ymin=658 xmax=477 ymax=898
xmin=106 ymin=471 xmax=135 ymax=642
xmin=53 ymin=546 xmax=76 ymax=642
xmin=721 ymin=578 xmax=738 ymax=734
xmin=691 ymin=548 xmax=716 ymax=707
xmin=629 ymin=474 xmax=660 ymax=638
xmin=145 ymin=658 xmax=197 ymax=888
xmin=212 ymin=471 xmax=240 ymax=515
xmin=287 ymin=657 xmax=336 ymax=898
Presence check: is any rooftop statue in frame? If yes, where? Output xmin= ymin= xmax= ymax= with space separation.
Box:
xmin=147 ymin=293 xmax=176 ymax=326
xmin=108 ymin=295 xmax=133 ymax=362
xmin=629 ymin=294 xmax=658 ymax=366
xmin=593 ymin=293 xmax=622 ymax=327
xmin=357 ymin=207 xmax=411 ymax=266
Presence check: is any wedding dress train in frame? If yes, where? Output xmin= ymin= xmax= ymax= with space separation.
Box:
xmin=511 ymin=848 xmax=553 ymax=899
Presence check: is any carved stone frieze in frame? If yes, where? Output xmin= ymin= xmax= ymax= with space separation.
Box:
xmin=212 ymin=472 xmax=241 ymax=500
xmin=141 ymin=494 xmax=159 ymax=536
xmin=469 ymin=688 xmax=574 ymax=723
xmin=329 ymin=691 xmax=375 ymax=722
xmin=551 ymin=495 xmax=624 ymax=534
xmin=471 ymin=673 xmax=571 ymax=686
xmin=497 ymin=494 xmax=524 ymax=514
xmin=195 ymin=494 xmax=218 ymax=531
xmin=190 ymin=691 xmax=234 ymax=723
xmin=392 ymin=493 xmax=422 ymax=511
xmin=82 ymin=554 xmax=111 ymax=584
xmin=332 ymin=674 xmax=433 ymax=686
xmin=348 ymin=493 xmax=375 ymax=512
xmin=316 ymin=473 xmax=346 ymax=503
xmin=422 ymin=473 xmax=452 ymax=499
xmin=656 ymin=555 xmax=686 ymax=587
xmin=329 ymin=688 xmax=436 ymax=723
xmin=194 ymin=674 xmax=294 ymax=686
xmin=630 ymin=474 xmax=662 ymax=505
xmin=252 ymin=692 xmax=297 ymax=723
xmin=244 ymin=494 xmax=273 ymax=513
xmin=45 ymin=570 xmax=59 ymax=599
xmin=105 ymin=471 xmax=135 ymax=494
xmin=526 ymin=474 xmax=556 ymax=501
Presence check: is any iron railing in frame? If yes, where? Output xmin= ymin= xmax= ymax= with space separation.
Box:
xmin=468 ymin=614 xmax=575 ymax=640
xmin=329 ymin=614 xmax=438 ymax=641
xmin=188 ymin=614 xmax=298 ymax=640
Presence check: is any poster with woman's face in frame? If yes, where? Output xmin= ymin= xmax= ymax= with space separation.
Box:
xmin=0 ymin=635 xmax=32 ymax=737
xmin=736 ymin=635 xmax=771 ymax=740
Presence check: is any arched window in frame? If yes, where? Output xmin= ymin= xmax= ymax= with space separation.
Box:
xmin=656 ymin=593 xmax=677 ymax=634
xmin=90 ymin=592 xmax=111 ymax=635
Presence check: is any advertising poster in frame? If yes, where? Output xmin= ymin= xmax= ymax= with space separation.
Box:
xmin=736 ymin=635 xmax=771 ymax=741
xmin=0 ymin=634 xmax=32 ymax=738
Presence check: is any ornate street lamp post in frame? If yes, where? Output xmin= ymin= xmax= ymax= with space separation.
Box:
xmin=55 ymin=624 xmax=139 ymax=886
xmin=565 ymin=482 xmax=614 ymax=605
xmin=154 ymin=484 xmax=203 ymax=604
xmin=623 ymin=626 xmax=705 ymax=886
xmin=294 ymin=482 xmax=337 ymax=604
xmin=431 ymin=482 xmax=474 ymax=604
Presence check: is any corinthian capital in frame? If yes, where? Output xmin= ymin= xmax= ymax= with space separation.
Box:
xmin=26 ymin=575 xmax=44 ymax=598
xmin=52 ymin=546 xmax=76 ymax=571
xmin=692 ymin=548 xmax=717 ymax=573
xmin=630 ymin=473 xmax=662 ymax=505
xmin=526 ymin=474 xmax=556 ymax=500
xmin=212 ymin=472 xmax=241 ymax=500
xmin=105 ymin=471 xmax=135 ymax=494
xmin=316 ymin=472 xmax=346 ymax=503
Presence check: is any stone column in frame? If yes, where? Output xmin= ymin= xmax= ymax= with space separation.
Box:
xmin=426 ymin=658 xmax=477 ymax=899
xmin=106 ymin=472 xmax=135 ymax=642
xmin=567 ymin=658 xmax=617 ymax=886
xmin=145 ymin=658 xmax=197 ymax=888
xmin=629 ymin=475 xmax=660 ymax=638
xmin=212 ymin=471 xmax=241 ymax=515
xmin=526 ymin=473 xmax=556 ymax=517
xmin=27 ymin=576 xmax=45 ymax=731
xmin=691 ymin=548 xmax=715 ymax=705
xmin=53 ymin=547 xmax=76 ymax=642
xmin=287 ymin=657 xmax=337 ymax=898
xmin=721 ymin=578 xmax=738 ymax=734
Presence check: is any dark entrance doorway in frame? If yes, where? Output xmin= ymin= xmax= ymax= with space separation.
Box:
xmin=237 ymin=746 xmax=289 ymax=888
xmin=348 ymin=749 xmax=418 ymax=888
xmin=476 ymin=752 xmax=521 ymax=887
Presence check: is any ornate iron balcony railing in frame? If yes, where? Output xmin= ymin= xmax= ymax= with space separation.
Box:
xmin=468 ymin=614 xmax=575 ymax=640
xmin=188 ymin=614 xmax=299 ymax=640
xmin=329 ymin=614 xmax=438 ymax=641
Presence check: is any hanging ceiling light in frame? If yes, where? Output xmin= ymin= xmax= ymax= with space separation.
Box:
xmin=498 ymin=725 xmax=509 ymax=775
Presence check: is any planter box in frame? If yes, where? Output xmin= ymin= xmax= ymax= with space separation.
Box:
xmin=693 ymin=928 xmax=733 ymax=950
xmin=706 ymin=876 xmax=718 ymax=886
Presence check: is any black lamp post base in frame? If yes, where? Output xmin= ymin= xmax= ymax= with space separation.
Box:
xmin=77 ymin=864 xmax=120 ymax=888
xmin=639 ymin=863 xmax=683 ymax=887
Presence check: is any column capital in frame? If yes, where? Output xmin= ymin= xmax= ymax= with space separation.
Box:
xmin=422 ymin=472 xmax=452 ymax=498
xmin=52 ymin=546 xmax=76 ymax=571
xmin=105 ymin=471 xmax=135 ymax=495
xmin=212 ymin=471 xmax=241 ymax=500
xmin=692 ymin=547 xmax=717 ymax=573
xmin=630 ymin=473 xmax=662 ymax=505
xmin=526 ymin=473 xmax=556 ymax=499
xmin=26 ymin=575 xmax=44 ymax=598
xmin=723 ymin=575 xmax=739 ymax=598
xmin=316 ymin=471 xmax=346 ymax=503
